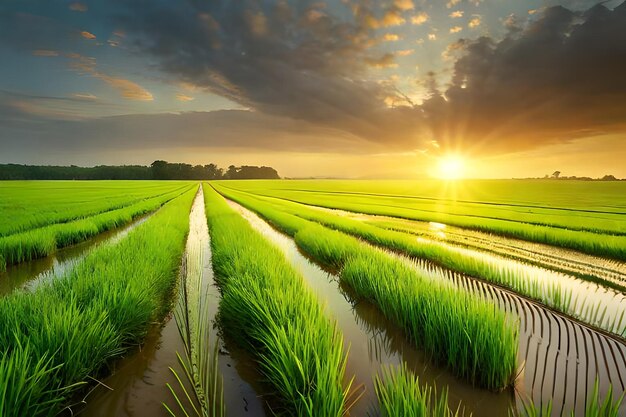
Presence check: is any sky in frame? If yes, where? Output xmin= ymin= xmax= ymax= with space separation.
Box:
xmin=0 ymin=0 xmax=625 ymax=178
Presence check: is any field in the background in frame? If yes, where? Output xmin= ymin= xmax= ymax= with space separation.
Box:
xmin=0 ymin=180 xmax=193 ymax=236
xmin=0 ymin=181 xmax=195 ymax=269
xmin=218 ymin=179 xmax=626 ymax=260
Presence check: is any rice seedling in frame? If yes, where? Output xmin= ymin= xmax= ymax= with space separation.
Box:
xmin=0 ymin=183 xmax=194 ymax=269
xmin=208 ymin=185 xmax=519 ymax=390
xmin=375 ymin=364 xmax=466 ymax=417
xmin=203 ymin=183 xmax=353 ymax=416
xmin=0 ymin=187 xmax=196 ymax=416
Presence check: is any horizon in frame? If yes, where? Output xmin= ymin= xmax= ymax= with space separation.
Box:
xmin=1 ymin=160 xmax=624 ymax=181
xmin=1 ymin=0 xmax=626 ymax=178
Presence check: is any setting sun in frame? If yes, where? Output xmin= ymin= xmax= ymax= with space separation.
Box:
xmin=437 ymin=155 xmax=466 ymax=180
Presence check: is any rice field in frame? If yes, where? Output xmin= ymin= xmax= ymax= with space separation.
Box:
xmin=0 ymin=179 xmax=625 ymax=417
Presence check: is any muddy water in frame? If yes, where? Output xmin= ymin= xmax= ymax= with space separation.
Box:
xmin=0 ymin=213 xmax=152 ymax=295
xmin=75 ymin=188 xmax=267 ymax=417
xmin=306 ymin=206 xmax=626 ymax=337
xmin=226 ymin=200 xmax=515 ymax=417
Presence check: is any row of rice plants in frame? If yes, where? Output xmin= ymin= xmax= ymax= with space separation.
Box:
xmin=215 ymin=186 xmax=626 ymax=338
xmin=0 ymin=184 xmax=195 ymax=270
xmin=202 ymin=184 xmax=352 ymax=416
xmin=0 ymin=187 xmax=196 ymax=417
xmin=223 ymin=184 xmax=626 ymax=261
xmin=375 ymin=364 xmax=466 ymax=417
xmin=211 ymin=185 xmax=519 ymax=391
xmin=0 ymin=181 xmax=192 ymax=237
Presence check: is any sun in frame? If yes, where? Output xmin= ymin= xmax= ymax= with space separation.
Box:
xmin=437 ymin=155 xmax=465 ymax=180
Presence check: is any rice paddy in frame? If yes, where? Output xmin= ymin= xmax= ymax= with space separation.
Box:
xmin=0 ymin=179 xmax=625 ymax=417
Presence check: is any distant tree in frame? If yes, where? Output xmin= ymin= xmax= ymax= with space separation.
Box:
xmin=552 ymin=171 xmax=561 ymax=179
xmin=151 ymin=160 xmax=169 ymax=180
xmin=602 ymin=175 xmax=618 ymax=181
xmin=226 ymin=165 xmax=238 ymax=179
xmin=204 ymin=163 xmax=223 ymax=180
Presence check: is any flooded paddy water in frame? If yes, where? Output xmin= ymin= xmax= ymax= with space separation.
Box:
xmin=227 ymin=199 xmax=626 ymax=417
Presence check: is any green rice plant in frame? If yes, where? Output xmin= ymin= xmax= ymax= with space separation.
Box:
xmin=375 ymin=364 xmax=466 ymax=417
xmin=0 ymin=343 xmax=69 ymax=417
xmin=165 ymin=225 xmax=225 ymax=417
xmin=511 ymin=380 xmax=625 ymax=417
xmin=0 ymin=183 xmax=194 ymax=269
xmin=213 ymin=185 xmax=626 ymax=338
xmin=203 ymin=184 xmax=352 ymax=416
xmin=208 ymin=185 xmax=519 ymax=390
xmin=0 ymin=187 xmax=196 ymax=416
xmin=0 ymin=181 xmax=193 ymax=237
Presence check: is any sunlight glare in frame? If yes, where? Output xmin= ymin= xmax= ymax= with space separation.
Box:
xmin=437 ymin=155 xmax=465 ymax=180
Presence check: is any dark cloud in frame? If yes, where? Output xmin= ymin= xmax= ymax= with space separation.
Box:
xmin=110 ymin=0 xmax=425 ymax=148
xmin=0 ymin=99 xmax=372 ymax=160
xmin=110 ymin=0 xmax=626 ymax=154
xmin=427 ymin=2 xmax=626 ymax=152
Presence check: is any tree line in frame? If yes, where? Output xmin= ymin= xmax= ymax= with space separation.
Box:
xmin=0 ymin=161 xmax=280 ymax=180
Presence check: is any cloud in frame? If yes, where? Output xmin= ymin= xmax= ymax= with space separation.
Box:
xmin=396 ymin=49 xmax=414 ymax=56
xmin=4 ymin=0 xmax=626 ymax=160
xmin=80 ymin=31 xmax=96 ymax=39
xmin=365 ymin=53 xmax=398 ymax=68
xmin=411 ymin=11 xmax=429 ymax=25
xmin=176 ymin=93 xmax=194 ymax=102
xmin=32 ymin=49 xmax=59 ymax=57
xmin=98 ymin=75 xmax=153 ymax=101
xmin=394 ymin=0 xmax=414 ymax=11
xmin=0 ymin=107 xmax=376 ymax=157
xmin=450 ymin=10 xmax=464 ymax=18
xmin=446 ymin=0 xmax=461 ymax=9
xmin=383 ymin=33 xmax=400 ymax=41
xmin=243 ymin=10 xmax=268 ymax=37
xmin=111 ymin=0 xmax=427 ymax=147
xmin=380 ymin=9 xmax=406 ymax=27
xmin=72 ymin=93 xmax=98 ymax=100
xmin=68 ymin=54 xmax=153 ymax=101
xmin=450 ymin=26 xmax=463 ymax=33
xmin=468 ymin=16 xmax=482 ymax=28
xmin=423 ymin=2 xmax=626 ymax=152
xmin=69 ymin=2 xmax=88 ymax=12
